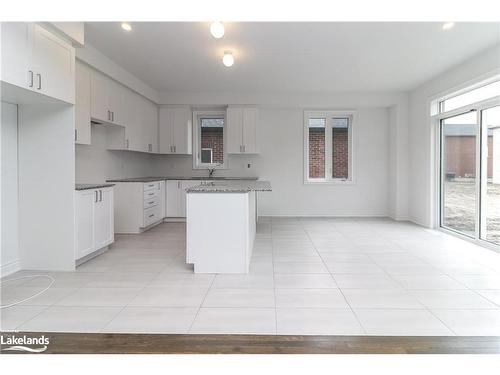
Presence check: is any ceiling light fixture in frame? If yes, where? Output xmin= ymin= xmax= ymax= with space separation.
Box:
xmin=121 ymin=22 xmax=132 ymax=32
xmin=222 ymin=51 xmax=234 ymax=67
xmin=442 ymin=22 xmax=455 ymax=30
xmin=210 ymin=21 xmax=225 ymax=39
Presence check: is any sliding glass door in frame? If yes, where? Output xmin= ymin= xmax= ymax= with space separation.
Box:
xmin=440 ymin=111 xmax=478 ymax=237
xmin=480 ymin=105 xmax=500 ymax=246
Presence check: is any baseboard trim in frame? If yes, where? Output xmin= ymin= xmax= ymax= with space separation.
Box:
xmin=0 ymin=259 xmax=21 ymax=278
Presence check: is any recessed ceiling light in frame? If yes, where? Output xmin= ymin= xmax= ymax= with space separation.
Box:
xmin=222 ymin=51 xmax=234 ymax=67
xmin=442 ymin=22 xmax=455 ymax=30
xmin=121 ymin=22 xmax=132 ymax=32
xmin=210 ymin=21 xmax=225 ymax=39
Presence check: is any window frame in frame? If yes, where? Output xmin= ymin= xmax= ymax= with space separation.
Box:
xmin=192 ymin=110 xmax=227 ymax=170
xmin=303 ymin=110 xmax=356 ymax=184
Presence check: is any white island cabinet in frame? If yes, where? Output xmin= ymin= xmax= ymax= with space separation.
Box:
xmin=186 ymin=181 xmax=271 ymax=273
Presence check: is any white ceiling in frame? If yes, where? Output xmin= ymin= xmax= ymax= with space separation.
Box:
xmin=84 ymin=22 xmax=500 ymax=93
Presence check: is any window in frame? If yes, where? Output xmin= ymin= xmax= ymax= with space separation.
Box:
xmin=439 ymin=80 xmax=500 ymax=113
xmin=304 ymin=111 xmax=354 ymax=183
xmin=193 ymin=111 xmax=226 ymax=169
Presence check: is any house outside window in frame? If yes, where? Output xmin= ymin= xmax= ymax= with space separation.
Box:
xmin=193 ymin=111 xmax=227 ymax=169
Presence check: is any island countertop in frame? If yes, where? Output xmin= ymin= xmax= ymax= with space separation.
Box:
xmin=186 ymin=180 xmax=272 ymax=193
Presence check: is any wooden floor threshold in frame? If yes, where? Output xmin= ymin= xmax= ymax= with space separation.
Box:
xmin=1 ymin=332 xmax=500 ymax=354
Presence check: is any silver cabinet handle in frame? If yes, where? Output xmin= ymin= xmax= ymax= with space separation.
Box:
xmin=36 ymin=73 xmax=41 ymax=90
xmin=148 ymin=192 xmax=154 ymax=196
xmin=28 ymin=70 xmax=34 ymax=87
xmin=126 ymin=139 xmax=129 ymax=149
xmin=107 ymin=110 xmax=110 ymax=121
xmin=75 ymin=129 xmax=77 ymax=141
xmin=243 ymin=145 xmax=246 ymax=152
xmin=148 ymin=214 xmax=154 ymax=218
xmin=94 ymin=190 xmax=98 ymax=203
xmin=99 ymin=190 xmax=102 ymax=202
xmin=112 ymin=112 xmax=114 ymax=122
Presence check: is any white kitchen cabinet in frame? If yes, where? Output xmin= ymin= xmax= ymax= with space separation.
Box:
xmin=90 ymin=69 xmax=110 ymax=122
xmin=138 ymin=95 xmax=158 ymax=153
xmin=165 ymin=180 xmax=183 ymax=217
xmin=114 ymin=181 xmax=165 ymax=233
xmin=226 ymin=106 xmax=259 ymax=154
xmin=159 ymin=106 xmax=192 ymax=154
xmin=75 ymin=60 xmax=91 ymax=144
xmin=75 ymin=187 xmax=114 ymax=261
xmin=180 ymin=180 xmax=202 ymax=217
xmin=1 ymin=23 xmax=75 ymax=104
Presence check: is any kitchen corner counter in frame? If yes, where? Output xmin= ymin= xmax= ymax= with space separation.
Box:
xmin=186 ymin=180 xmax=272 ymax=193
xmin=106 ymin=176 xmax=259 ymax=183
xmin=75 ymin=183 xmax=115 ymax=191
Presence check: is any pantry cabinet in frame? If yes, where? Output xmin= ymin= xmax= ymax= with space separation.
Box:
xmin=1 ymin=22 xmax=75 ymax=104
xmin=159 ymin=106 xmax=192 ymax=154
xmin=75 ymin=187 xmax=114 ymax=261
xmin=226 ymin=106 xmax=259 ymax=154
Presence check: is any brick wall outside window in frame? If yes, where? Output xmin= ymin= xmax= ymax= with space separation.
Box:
xmin=201 ymin=127 xmax=224 ymax=164
xmin=309 ymin=128 xmax=325 ymax=178
xmin=332 ymin=128 xmax=348 ymax=178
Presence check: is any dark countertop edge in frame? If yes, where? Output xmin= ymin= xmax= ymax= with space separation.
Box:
xmin=106 ymin=177 xmax=259 ymax=182
xmin=75 ymin=183 xmax=116 ymax=191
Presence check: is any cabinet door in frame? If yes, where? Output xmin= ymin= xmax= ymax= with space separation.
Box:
xmin=165 ymin=180 xmax=182 ymax=217
xmin=108 ymin=79 xmax=126 ymax=126
xmin=124 ymin=91 xmax=142 ymax=151
xmin=159 ymin=107 xmax=174 ymax=154
xmin=173 ymin=107 xmax=192 ymax=154
xmin=139 ymin=96 xmax=158 ymax=153
xmin=75 ymin=190 xmax=95 ymax=259
xmin=242 ymin=107 xmax=258 ymax=153
xmin=75 ymin=61 xmax=91 ymax=145
xmin=1 ymin=22 xmax=31 ymax=89
xmin=180 ymin=181 xmax=200 ymax=217
xmin=226 ymin=106 xmax=243 ymax=153
xmin=94 ymin=188 xmax=114 ymax=250
xmin=159 ymin=181 xmax=166 ymax=218
xmin=90 ymin=70 xmax=110 ymax=123
xmin=32 ymin=24 xmax=75 ymax=104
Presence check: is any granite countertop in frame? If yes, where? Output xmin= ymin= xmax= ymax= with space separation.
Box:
xmin=107 ymin=176 xmax=259 ymax=183
xmin=75 ymin=183 xmax=115 ymax=191
xmin=186 ymin=180 xmax=272 ymax=193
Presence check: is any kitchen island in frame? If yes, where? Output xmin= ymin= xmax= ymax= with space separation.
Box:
xmin=186 ymin=180 xmax=272 ymax=273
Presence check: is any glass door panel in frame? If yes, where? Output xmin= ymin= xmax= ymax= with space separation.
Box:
xmin=440 ymin=111 xmax=478 ymax=237
xmin=480 ymin=105 xmax=500 ymax=245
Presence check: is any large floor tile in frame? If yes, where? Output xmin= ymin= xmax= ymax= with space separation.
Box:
xmin=273 ymin=262 xmax=329 ymax=274
xmin=274 ymin=274 xmax=337 ymax=289
xmin=343 ymin=289 xmax=424 ymax=309
xmin=102 ymin=307 xmax=198 ymax=333
xmin=2 ymin=287 xmax=77 ymax=306
xmin=276 ymin=308 xmax=364 ymax=335
xmin=334 ymin=274 xmax=402 ymax=289
xmin=354 ymin=309 xmax=454 ymax=336
xmin=190 ymin=308 xmax=276 ymax=334
xmin=411 ymin=290 xmax=498 ymax=309
xmin=212 ymin=274 xmax=274 ymax=289
xmin=391 ymin=274 xmax=467 ymax=290
xmin=0 ymin=305 xmax=47 ymax=331
xmin=202 ymin=288 xmax=275 ymax=308
xmin=85 ymin=272 xmax=158 ymax=288
xmin=476 ymin=290 xmax=500 ymax=306
xmin=326 ymin=262 xmax=384 ymax=274
xmin=431 ymin=309 xmax=500 ymax=335
xmin=128 ymin=286 xmax=208 ymax=307
xmin=150 ymin=273 xmax=215 ymax=288
xmin=55 ymin=287 xmax=142 ymax=307
xmin=452 ymin=274 xmax=500 ymax=289
xmin=275 ymin=288 xmax=349 ymax=308
xmin=18 ymin=306 xmax=122 ymax=333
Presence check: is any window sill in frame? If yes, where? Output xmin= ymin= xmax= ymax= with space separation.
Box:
xmin=304 ymin=179 xmax=355 ymax=185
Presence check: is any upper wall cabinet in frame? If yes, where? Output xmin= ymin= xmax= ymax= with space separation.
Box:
xmin=90 ymin=70 xmax=127 ymax=127
xmin=75 ymin=61 xmax=91 ymax=145
xmin=159 ymin=106 xmax=192 ymax=154
xmin=1 ymin=23 xmax=75 ymax=104
xmin=226 ymin=106 xmax=259 ymax=154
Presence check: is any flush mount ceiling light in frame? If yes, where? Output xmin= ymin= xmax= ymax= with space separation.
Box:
xmin=442 ymin=22 xmax=455 ymax=30
xmin=121 ymin=22 xmax=132 ymax=32
xmin=222 ymin=51 xmax=234 ymax=67
xmin=210 ymin=21 xmax=225 ymax=39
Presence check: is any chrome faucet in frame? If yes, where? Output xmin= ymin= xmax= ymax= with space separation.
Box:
xmin=208 ymin=168 xmax=216 ymax=178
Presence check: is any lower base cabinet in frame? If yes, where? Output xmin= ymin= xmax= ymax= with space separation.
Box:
xmin=75 ymin=187 xmax=114 ymax=261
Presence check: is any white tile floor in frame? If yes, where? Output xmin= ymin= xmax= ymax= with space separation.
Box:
xmin=2 ymin=218 xmax=500 ymax=336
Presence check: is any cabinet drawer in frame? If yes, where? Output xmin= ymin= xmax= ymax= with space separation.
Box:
xmin=143 ymin=205 xmax=162 ymax=227
xmin=143 ymin=181 xmax=161 ymax=192
xmin=143 ymin=188 xmax=159 ymax=200
xmin=143 ymin=196 xmax=159 ymax=209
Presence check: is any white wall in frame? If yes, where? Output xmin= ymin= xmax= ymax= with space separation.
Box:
xmin=408 ymin=44 xmax=500 ymax=227
xmin=18 ymin=103 xmax=75 ymax=271
xmin=1 ymin=101 xmax=20 ymax=276
xmin=152 ymin=91 xmax=401 ymax=217
xmin=75 ymin=124 xmax=154 ymax=183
